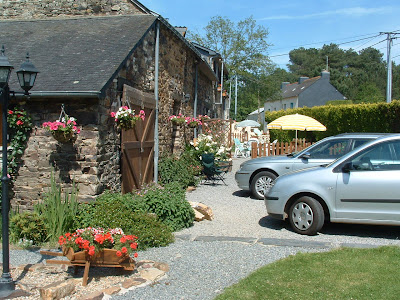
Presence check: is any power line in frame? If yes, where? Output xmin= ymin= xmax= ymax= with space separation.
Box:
xmin=269 ymin=34 xmax=382 ymax=58
xmin=269 ymin=31 xmax=386 ymax=51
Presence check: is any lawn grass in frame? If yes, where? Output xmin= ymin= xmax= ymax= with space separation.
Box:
xmin=215 ymin=246 xmax=400 ymax=300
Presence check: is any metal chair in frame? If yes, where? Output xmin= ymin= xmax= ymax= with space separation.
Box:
xmin=201 ymin=153 xmax=228 ymax=185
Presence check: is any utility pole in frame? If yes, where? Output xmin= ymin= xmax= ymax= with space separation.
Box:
xmin=234 ymin=75 xmax=238 ymax=120
xmin=381 ymin=32 xmax=399 ymax=103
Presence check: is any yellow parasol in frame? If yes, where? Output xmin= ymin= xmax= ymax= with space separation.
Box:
xmin=267 ymin=113 xmax=326 ymax=151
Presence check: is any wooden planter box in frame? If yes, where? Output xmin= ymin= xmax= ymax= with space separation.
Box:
xmin=41 ymin=247 xmax=136 ymax=286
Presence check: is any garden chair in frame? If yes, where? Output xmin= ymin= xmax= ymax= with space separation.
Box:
xmin=234 ymin=138 xmax=250 ymax=158
xmin=201 ymin=153 xmax=228 ymax=185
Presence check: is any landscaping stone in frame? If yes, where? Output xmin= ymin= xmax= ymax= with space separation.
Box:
xmin=189 ymin=202 xmax=214 ymax=220
xmin=103 ymin=286 xmax=121 ymax=295
xmin=194 ymin=209 xmax=205 ymax=221
xmin=39 ymin=279 xmax=75 ymax=300
xmin=78 ymin=291 xmax=104 ymax=300
xmin=121 ymin=277 xmax=147 ymax=289
xmin=139 ymin=268 xmax=165 ymax=281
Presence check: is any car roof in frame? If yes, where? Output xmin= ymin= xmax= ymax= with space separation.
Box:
xmin=333 ymin=133 xmax=391 ymax=138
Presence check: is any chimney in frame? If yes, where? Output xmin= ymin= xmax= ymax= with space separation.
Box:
xmin=281 ymin=82 xmax=290 ymax=89
xmin=321 ymin=70 xmax=330 ymax=81
xmin=298 ymin=77 xmax=309 ymax=84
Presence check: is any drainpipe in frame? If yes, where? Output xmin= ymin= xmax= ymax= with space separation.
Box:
xmin=154 ymin=21 xmax=160 ymax=183
xmin=220 ymin=59 xmax=224 ymax=107
xmin=194 ymin=63 xmax=198 ymax=138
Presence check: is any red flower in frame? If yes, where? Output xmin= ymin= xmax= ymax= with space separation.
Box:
xmin=134 ymin=253 xmax=138 ymax=258
xmin=121 ymin=247 xmax=127 ymax=253
xmin=116 ymin=251 xmax=122 ymax=257
xmin=8 ymin=110 xmax=13 ymax=115
xmin=120 ymin=237 xmax=126 ymax=243
xmin=16 ymin=120 xmax=24 ymax=126
xmin=88 ymin=246 xmax=95 ymax=256
xmin=95 ymin=234 xmax=105 ymax=244
xmin=130 ymin=243 xmax=137 ymax=250
xmin=58 ymin=236 xmax=66 ymax=245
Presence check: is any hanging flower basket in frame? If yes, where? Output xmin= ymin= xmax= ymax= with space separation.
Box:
xmin=42 ymin=105 xmax=80 ymax=143
xmin=185 ymin=117 xmax=202 ymax=128
xmin=168 ymin=114 xmax=185 ymax=126
xmin=188 ymin=122 xmax=199 ymax=128
xmin=111 ymin=106 xmax=145 ymax=130
xmin=51 ymin=130 xmax=77 ymax=143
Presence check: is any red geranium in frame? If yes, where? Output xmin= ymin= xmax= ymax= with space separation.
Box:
xmin=58 ymin=227 xmax=138 ymax=258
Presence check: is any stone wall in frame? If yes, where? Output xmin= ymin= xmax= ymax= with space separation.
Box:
xmin=0 ymin=0 xmax=144 ymax=19
xmin=10 ymin=91 xmax=123 ymax=210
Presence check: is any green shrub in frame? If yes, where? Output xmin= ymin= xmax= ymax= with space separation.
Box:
xmin=74 ymin=193 xmax=174 ymax=250
xmin=34 ymin=171 xmax=79 ymax=242
xmin=10 ymin=211 xmax=47 ymax=246
xmin=123 ymin=212 xmax=174 ymax=250
xmin=130 ymin=182 xmax=195 ymax=231
xmin=158 ymin=152 xmax=201 ymax=188
xmin=74 ymin=191 xmax=132 ymax=229
xmin=265 ymin=100 xmax=400 ymax=143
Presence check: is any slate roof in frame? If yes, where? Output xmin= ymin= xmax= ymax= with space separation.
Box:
xmin=282 ymin=76 xmax=320 ymax=98
xmin=0 ymin=15 xmax=157 ymax=95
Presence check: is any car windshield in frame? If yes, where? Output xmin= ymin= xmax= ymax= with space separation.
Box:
xmin=293 ymin=138 xmax=350 ymax=159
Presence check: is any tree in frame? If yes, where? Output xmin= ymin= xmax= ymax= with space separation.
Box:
xmin=187 ymin=16 xmax=274 ymax=120
xmin=188 ymin=16 xmax=272 ymax=75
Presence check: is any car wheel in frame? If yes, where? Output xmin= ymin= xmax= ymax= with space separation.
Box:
xmin=251 ymin=171 xmax=277 ymax=200
xmin=289 ymin=196 xmax=324 ymax=235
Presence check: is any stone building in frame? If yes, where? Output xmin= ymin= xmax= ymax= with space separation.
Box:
xmin=0 ymin=0 xmax=227 ymax=209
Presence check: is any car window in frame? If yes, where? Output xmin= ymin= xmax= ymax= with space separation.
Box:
xmin=351 ymin=141 xmax=400 ymax=171
xmin=308 ymin=139 xmax=350 ymax=159
xmin=352 ymin=138 xmax=373 ymax=150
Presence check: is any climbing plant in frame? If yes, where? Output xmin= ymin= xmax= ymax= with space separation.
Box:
xmin=0 ymin=106 xmax=32 ymax=204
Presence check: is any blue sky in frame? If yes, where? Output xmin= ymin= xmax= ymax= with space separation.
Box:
xmin=144 ymin=0 xmax=400 ymax=69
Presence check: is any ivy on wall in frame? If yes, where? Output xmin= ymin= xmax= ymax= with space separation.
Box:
xmin=0 ymin=107 xmax=32 ymax=204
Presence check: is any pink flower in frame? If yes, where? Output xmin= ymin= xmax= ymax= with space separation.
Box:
xmin=111 ymin=112 xmax=116 ymax=118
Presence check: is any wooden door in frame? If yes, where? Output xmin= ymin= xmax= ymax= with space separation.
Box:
xmin=121 ymin=85 xmax=156 ymax=193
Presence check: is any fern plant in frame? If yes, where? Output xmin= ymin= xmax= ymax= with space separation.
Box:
xmin=34 ymin=171 xmax=79 ymax=242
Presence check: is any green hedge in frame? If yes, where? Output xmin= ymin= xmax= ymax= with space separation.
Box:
xmin=265 ymin=100 xmax=400 ymax=142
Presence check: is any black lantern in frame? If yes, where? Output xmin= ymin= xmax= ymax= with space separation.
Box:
xmin=16 ymin=53 xmax=39 ymax=94
xmin=0 ymin=46 xmax=14 ymax=89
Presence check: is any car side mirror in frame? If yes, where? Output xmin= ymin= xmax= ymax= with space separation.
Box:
xmin=299 ymin=152 xmax=311 ymax=160
xmin=342 ymin=162 xmax=353 ymax=173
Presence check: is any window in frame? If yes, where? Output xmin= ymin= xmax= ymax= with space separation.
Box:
xmin=283 ymin=104 xmax=287 ymax=110
xmin=351 ymin=141 xmax=400 ymax=171
xmin=308 ymin=139 xmax=351 ymax=159
xmin=290 ymin=103 xmax=294 ymax=109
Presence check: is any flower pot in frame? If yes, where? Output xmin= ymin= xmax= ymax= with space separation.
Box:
xmin=52 ymin=130 xmax=76 ymax=143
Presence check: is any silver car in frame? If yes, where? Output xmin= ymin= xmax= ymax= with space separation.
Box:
xmin=235 ymin=133 xmax=384 ymax=199
xmin=265 ymin=134 xmax=400 ymax=235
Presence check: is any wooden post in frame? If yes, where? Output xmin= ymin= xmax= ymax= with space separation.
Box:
xmin=82 ymin=261 xmax=90 ymax=286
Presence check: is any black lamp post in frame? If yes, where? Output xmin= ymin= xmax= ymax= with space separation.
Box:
xmin=0 ymin=46 xmax=38 ymax=297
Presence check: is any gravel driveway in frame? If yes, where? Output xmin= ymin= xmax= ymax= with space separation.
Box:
xmin=113 ymin=157 xmax=400 ymax=300
xmin=8 ymin=157 xmax=400 ymax=299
